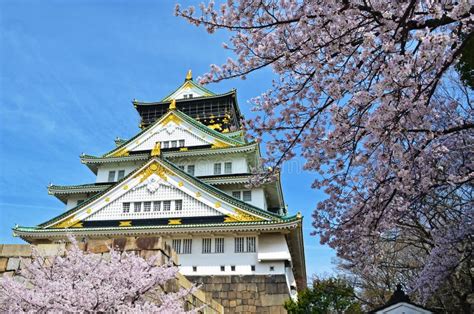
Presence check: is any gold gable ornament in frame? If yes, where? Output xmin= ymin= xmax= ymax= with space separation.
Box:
xmin=151 ymin=142 xmax=161 ymax=157
xmin=169 ymin=99 xmax=177 ymax=110
xmin=224 ymin=209 xmax=264 ymax=223
xmin=134 ymin=161 xmax=171 ymax=183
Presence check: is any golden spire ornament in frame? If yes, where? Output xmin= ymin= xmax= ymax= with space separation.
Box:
xmin=151 ymin=142 xmax=161 ymax=157
xmin=185 ymin=69 xmax=192 ymax=81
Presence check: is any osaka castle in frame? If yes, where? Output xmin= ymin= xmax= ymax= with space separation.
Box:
xmin=13 ymin=71 xmax=306 ymax=300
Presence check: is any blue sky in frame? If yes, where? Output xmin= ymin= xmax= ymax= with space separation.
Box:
xmin=0 ymin=0 xmax=336 ymax=277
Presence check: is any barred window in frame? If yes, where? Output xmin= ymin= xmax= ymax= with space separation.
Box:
xmin=172 ymin=239 xmax=181 ymax=254
xmin=224 ymin=162 xmax=232 ymax=174
xmin=215 ymin=238 xmax=224 ymax=253
xmin=235 ymin=237 xmax=245 ymax=253
xmin=143 ymin=201 xmax=151 ymax=212
xmin=163 ymin=200 xmax=171 ymax=211
xmin=134 ymin=202 xmax=141 ymax=213
xmin=108 ymin=171 xmax=116 ymax=182
xmin=117 ymin=170 xmax=125 ymax=180
xmin=162 ymin=141 xmax=169 ymax=149
xmin=153 ymin=201 xmax=161 ymax=211
xmin=247 ymin=237 xmax=256 ymax=252
xmin=243 ymin=191 xmax=252 ymax=202
xmin=179 ymin=140 xmax=185 ymax=147
xmin=175 ymin=200 xmax=182 ymax=211
xmin=171 ymin=140 xmax=177 ymax=148
xmin=213 ymin=163 xmax=221 ymax=175
xmin=232 ymin=191 xmax=241 ymax=199
xmin=122 ymin=202 xmax=130 ymax=213
xmin=178 ymin=165 xmax=185 ymax=170
xmin=182 ymin=239 xmax=192 ymax=254
xmin=187 ymin=165 xmax=195 ymax=176
xmin=202 ymin=238 xmax=212 ymax=254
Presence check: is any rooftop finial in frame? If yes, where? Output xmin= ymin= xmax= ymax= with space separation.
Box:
xmin=169 ymin=99 xmax=176 ymax=110
xmin=185 ymin=69 xmax=192 ymax=81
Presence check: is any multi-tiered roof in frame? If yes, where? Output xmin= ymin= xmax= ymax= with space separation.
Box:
xmin=13 ymin=71 xmax=306 ymax=289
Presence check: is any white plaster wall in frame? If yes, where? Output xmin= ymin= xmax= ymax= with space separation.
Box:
xmin=65 ymin=194 xmax=89 ymax=210
xmin=172 ymin=155 xmax=249 ymax=176
xmin=219 ymin=187 xmax=267 ymax=210
xmin=171 ymin=235 xmax=288 ymax=276
xmin=136 ymin=125 xmax=210 ymax=151
xmin=376 ymin=303 xmax=432 ymax=314
xmin=96 ymin=161 xmax=143 ymax=183
xmin=86 ymin=183 xmax=221 ymax=221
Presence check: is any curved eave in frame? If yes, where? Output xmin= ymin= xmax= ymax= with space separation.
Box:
xmin=48 ymin=185 xmax=111 ymax=203
xmin=14 ymin=217 xmax=301 ymax=240
xmin=82 ymin=143 xmax=257 ymax=166
xmin=134 ymin=90 xmax=235 ymax=107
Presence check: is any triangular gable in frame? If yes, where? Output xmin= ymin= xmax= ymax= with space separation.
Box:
xmin=42 ymin=157 xmax=280 ymax=229
xmin=161 ymin=79 xmax=215 ymax=102
xmin=105 ymin=109 xmax=244 ymax=157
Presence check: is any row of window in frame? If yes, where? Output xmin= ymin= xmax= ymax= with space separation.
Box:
xmin=161 ymin=140 xmax=185 ymax=149
xmin=122 ymin=200 xmax=182 ymax=213
xmin=190 ymin=265 xmax=272 ymax=273
xmin=177 ymin=165 xmax=195 ymax=176
xmin=176 ymin=162 xmax=234 ymax=176
xmin=172 ymin=237 xmax=256 ymax=254
xmin=108 ymin=170 xmax=125 ymax=182
xmin=232 ymin=190 xmax=252 ymax=202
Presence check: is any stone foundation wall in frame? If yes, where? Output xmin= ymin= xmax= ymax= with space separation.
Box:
xmin=187 ymin=275 xmax=290 ymax=313
xmin=0 ymin=238 xmax=223 ymax=313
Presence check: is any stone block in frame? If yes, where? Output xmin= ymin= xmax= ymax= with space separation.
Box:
xmin=36 ymin=243 xmax=66 ymax=257
xmin=229 ymin=300 xmax=237 ymax=307
xmin=0 ymin=244 xmax=32 ymax=257
xmin=0 ymin=257 xmax=8 ymax=272
xmin=86 ymin=239 xmax=111 ymax=254
xmin=6 ymin=257 xmax=20 ymax=271
xmin=112 ymin=238 xmax=127 ymax=250
xmin=136 ymin=237 xmax=164 ymax=250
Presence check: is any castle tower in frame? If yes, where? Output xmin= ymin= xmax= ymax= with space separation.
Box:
xmin=14 ymin=71 xmax=306 ymax=311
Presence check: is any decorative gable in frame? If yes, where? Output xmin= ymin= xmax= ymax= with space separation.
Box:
xmin=43 ymin=158 xmax=272 ymax=229
xmin=161 ymin=70 xmax=215 ymax=101
xmin=106 ymin=109 xmax=240 ymax=157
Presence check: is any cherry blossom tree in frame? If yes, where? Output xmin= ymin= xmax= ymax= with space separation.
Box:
xmin=177 ymin=0 xmax=473 ymax=306
xmin=0 ymin=237 xmax=194 ymax=312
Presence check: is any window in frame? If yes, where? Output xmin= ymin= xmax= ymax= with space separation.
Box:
xmin=215 ymin=238 xmax=224 ymax=253
xmin=192 ymin=266 xmax=197 ymax=272
xmin=235 ymin=237 xmax=245 ymax=253
xmin=178 ymin=165 xmax=185 ymax=170
xmin=153 ymin=201 xmax=161 ymax=211
xmin=188 ymin=94 xmax=193 ymax=98
xmin=143 ymin=201 xmax=151 ymax=212
xmin=134 ymin=202 xmax=141 ymax=213
xmin=108 ymin=171 xmax=116 ymax=182
xmin=182 ymin=239 xmax=192 ymax=254
xmin=122 ymin=202 xmax=130 ymax=213
xmin=117 ymin=170 xmax=125 ymax=180
xmin=232 ymin=191 xmax=241 ymax=199
xmin=179 ymin=140 xmax=185 ymax=147
xmin=220 ymin=266 xmax=225 ymax=272
xmin=77 ymin=200 xmax=84 ymax=205
xmin=171 ymin=140 xmax=177 ymax=148
xmin=243 ymin=191 xmax=252 ymax=202
xmin=162 ymin=141 xmax=169 ymax=149
xmin=213 ymin=163 xmax=221 ymax=175
xmin=270 ymin=266 xmax=275 ymax=272
xmin=231 ymin=265 xmax=236 ymax=271
xmin=163 ymin=200 xmax=171 ymax=211
xmin=247 ymin=237 xmax=256 ymax=252
xmin=202 ymin=238 xmax=212 ymax=254
xmin=172 ymin=239 xmax=181 ymax=254
xmin=224 ymin=162 xmax=232 ymax=174
xmin=175 ymin=200 xmax=183 ymax=211
xmin=187 ymin=165 xmax=195 ymax=176
xmin=251 ymin=265 xmax=256 ymax=271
